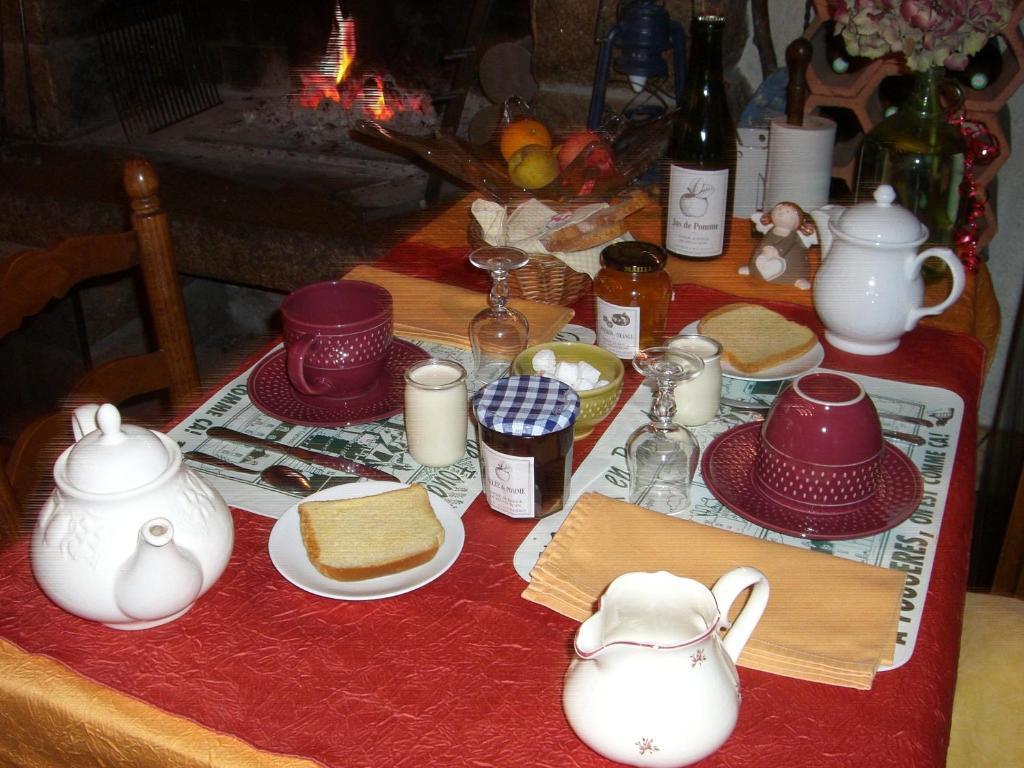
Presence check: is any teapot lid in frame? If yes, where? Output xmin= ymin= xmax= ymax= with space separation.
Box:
xmin=834 ymin=185 xmax=928 ymax=245
xmin=64 ymin=404 xmax=172 ymax=494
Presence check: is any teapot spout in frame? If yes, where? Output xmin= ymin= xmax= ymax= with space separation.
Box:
xmin=114 ymin=518 xmax=203 ymax=627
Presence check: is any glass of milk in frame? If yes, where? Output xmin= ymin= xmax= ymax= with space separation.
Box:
xmin=404 ymin=359 xmax=469 ymax=467
xmin=666 ymin=334 xmax=722 ymax=427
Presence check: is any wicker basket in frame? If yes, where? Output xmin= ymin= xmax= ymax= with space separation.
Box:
xmin=469 ymin=220 xmax=592 ymax=306
xmin=509 ymin=253 xmax=592 ymax=306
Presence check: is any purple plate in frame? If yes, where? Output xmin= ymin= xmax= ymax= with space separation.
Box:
xmin=701 ymin=422 xmax=924 ymax=541
xmin=248 ymin=339 xmax=429 ymax=427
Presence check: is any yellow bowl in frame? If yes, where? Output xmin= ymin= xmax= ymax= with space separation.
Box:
xmin=513 ymin=342 xmax=625 ymax=440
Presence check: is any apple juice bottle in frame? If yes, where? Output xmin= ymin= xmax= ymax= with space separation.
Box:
xmin=664 ymin=10 xmax=735 ymax=259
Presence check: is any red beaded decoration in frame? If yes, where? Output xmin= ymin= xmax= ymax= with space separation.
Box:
xmin=948 ymin=110 xmax=1000 ymax=273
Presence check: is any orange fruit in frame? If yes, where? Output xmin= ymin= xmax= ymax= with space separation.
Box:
xmin=500 ymin=118 xmax=552 ymax=162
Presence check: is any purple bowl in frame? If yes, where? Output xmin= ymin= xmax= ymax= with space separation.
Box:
xmin=754 ymin=372 xmax=884 ymax=511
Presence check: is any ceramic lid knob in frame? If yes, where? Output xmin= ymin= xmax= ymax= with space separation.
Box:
xmin=835 ymin=184 xmax=928 ymax=246
xmin=65 ymin=404 xmax=172 ymax=495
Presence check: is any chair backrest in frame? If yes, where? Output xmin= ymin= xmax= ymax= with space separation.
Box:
xmin=994 ymin=467 xmax=1024 ymax=598
xmin=0 ymin=158 xmax=200 ymax=542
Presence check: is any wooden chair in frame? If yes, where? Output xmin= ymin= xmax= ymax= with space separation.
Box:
xmin=0 ymin=158 xmax=200 ymax=542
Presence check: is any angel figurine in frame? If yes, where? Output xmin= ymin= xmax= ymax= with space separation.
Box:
xmin=740 ymin=202 xmax=817 ymax=290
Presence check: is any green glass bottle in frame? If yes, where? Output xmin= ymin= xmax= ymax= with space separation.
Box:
xmin=855 ymin=67 xmax=966 ymax=253
xmin=664 ymin=12 xmax=735 ymax=259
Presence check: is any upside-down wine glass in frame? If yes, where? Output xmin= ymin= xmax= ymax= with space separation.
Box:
xmin=626 ymin=346 xmax=704 ymax=515
xmin=468 ymin=246 xmax=531 ymax=389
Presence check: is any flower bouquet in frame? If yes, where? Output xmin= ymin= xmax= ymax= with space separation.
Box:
xmin=831 ymin=0 xmax=1011 ymax=72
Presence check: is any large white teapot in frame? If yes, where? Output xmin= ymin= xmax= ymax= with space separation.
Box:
xmin=31 ymin=404 xmax=234 ymax=630
xmin=810 ymin=185 xmax=965 ymax=355
xmin=563 ymin=568 xmax=769 ymax=768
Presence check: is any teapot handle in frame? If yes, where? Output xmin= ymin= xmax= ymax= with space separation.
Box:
xmin=711 ymin=567 xmax=770 ymax=664
xmin=905 ymin=248 xmax=966 ymax=331
xmin=71 ymin=404 xmax=101 ymax=441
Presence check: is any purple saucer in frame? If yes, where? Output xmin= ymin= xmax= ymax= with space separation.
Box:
xmin=248 ymin=339 xmax=429 ymax=427
xmin=701 ymin=422 xmax=924 ymax=541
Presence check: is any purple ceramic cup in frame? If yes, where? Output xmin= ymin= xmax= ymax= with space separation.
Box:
xmin=281 ymin=281 xmax=393 ymax=398
xmin=753 ymin=372 xmax=884 ymax=511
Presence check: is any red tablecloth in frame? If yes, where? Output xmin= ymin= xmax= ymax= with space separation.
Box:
xmin=0 ymin=264 xmax=985 ymax=766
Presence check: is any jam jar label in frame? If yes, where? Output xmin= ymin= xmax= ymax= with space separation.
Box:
xmin=596 ymin=297 xmax=640 ymax=359
xmin=480 ymin=442 xmax=534 ymax=518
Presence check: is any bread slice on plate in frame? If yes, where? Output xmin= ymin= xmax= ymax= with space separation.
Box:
xmin=299 ymin=484 xmax=445 ymax=581
xmin=698 ymin=303 xmax=817 ymax=374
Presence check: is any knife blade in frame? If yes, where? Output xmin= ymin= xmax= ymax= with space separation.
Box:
xmin=205 ymin=427 xmax=398 ymax=482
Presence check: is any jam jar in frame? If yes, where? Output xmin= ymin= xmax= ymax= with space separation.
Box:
xmin=473 ymin=375 xmax=580 ymax=519
xmin=594 ymin=241 xmax=673 ymax=359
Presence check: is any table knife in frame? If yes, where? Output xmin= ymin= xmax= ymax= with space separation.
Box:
xmin=720 ymin=400 xmax=925 ymax=446
xmin=205 ymin=427 xmax=398 ymax=482
xmin=879 ymin=412 xmax=934 ymax=428
xmin=185 ymin=451 xmax=259 ymax=474
xmin=722 ymin=398 xmax=933 ymax=428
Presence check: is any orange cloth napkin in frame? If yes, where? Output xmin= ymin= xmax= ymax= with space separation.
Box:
xmin=345 ymin=264 xmax=573 ymax=349
xmin=522 ymin=493 xmax=907 ymax=690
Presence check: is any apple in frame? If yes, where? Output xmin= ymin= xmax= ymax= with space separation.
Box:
xmin=559 ymin=137 xmax=617 ymax=196
xmin=557 ymin=130 xmax=603 ymax=170
xmin=508 ymin=144 xmax=560 ymax=190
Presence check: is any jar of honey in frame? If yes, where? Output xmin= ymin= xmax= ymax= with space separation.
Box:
xmin=594 ymin=242 xmax=672 ymax=359
xmin=473 ymin=375 xmax=580 ymax=519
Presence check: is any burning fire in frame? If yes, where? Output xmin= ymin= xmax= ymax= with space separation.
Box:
xmin=293 ymin=2 xmax=427 ymax=121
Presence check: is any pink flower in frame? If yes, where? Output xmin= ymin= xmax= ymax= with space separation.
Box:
xmin=832 ymin=0 xmax=1011 ymax=71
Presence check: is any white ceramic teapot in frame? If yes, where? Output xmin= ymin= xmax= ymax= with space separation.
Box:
xmin=562 ymin=568 xmax=769 ymax=768
xmin=810 ymin=185 xmax=965 ymax=355
xmin=31 ymin=404 xmax=234 ymax=630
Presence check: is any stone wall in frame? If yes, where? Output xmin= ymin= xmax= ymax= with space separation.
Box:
xmin=529 ymin=0 xmax=753 ymax=130
xmin=1 ymin=0 xmax=115 ymax=139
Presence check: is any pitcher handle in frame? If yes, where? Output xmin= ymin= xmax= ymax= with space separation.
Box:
xmin=711 ymin=567 xmax=770 ymax=664
xmin=905 ymin=248 xmax=966 ymax=331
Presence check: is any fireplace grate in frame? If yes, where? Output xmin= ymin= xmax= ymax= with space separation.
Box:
xmin=98 ymin=1 xmax=221 ymax=139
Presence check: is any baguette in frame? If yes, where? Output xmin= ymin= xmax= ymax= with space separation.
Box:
xmin=698 ymin=303 xmax=817 ymax=374
xmin=539 ymin=189 xmax=650 ymax=253
xmin=299 ymin=484 xmax=444 ymax=581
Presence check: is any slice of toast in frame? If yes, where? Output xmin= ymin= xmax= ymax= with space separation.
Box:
xmin=299 ymin=484 xmax=444 ymax=581
xmin=698 ymin=303 xmax=817 ymax=374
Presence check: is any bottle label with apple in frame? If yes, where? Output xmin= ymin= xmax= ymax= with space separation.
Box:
xmin=596 ymin=297 xmax=641 ymax=358
xmin=666 ymin=165 xmax=729 ymax=258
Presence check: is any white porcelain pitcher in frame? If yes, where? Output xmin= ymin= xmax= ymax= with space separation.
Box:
xmin=563 ymin=568 xmax=769 ymax=767
xmin=810 ymin=185 xmax=965 ymax=355
xmin=31 ymin=404 xmax=234 ymax=630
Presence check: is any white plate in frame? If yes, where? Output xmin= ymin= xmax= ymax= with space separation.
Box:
xmin=678 ymin=320 xmax=825 ymax=381
xmin=268 ymin=481 xmax=465 ymax=600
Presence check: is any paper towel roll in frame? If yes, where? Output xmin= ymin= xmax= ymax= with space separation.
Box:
xmin=764 ymin=115 xmax=837 ymax=212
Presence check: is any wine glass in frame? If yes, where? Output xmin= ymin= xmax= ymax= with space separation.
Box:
xmin=626 ymin=346 xmax=704 ymax=515
xmin=468 ymin=246 xmax=531 ymax=389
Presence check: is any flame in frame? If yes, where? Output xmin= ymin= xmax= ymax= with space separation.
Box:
xmin=364 ymin=75 xmax=394 ymax=121
xmin=334 ymin=11 xmax=356 ymax=84
xmin=291 ymin=1 xmax=428 ymax=121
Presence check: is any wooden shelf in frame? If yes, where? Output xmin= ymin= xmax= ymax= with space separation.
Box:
xmin=804 ymin=0 xmax=1024 ymax=245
